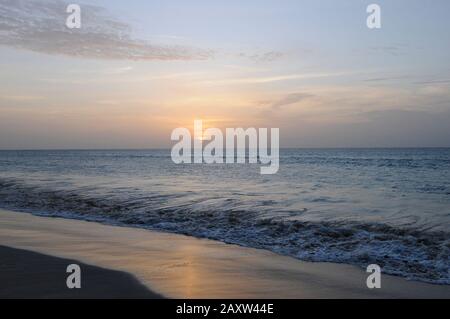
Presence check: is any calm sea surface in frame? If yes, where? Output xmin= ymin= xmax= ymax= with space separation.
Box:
xmin=0 ymin=148 xmax=449 ymax=284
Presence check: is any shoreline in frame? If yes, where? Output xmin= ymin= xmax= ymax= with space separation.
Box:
xmin=0 ymin=209 xmax=449 ymax=298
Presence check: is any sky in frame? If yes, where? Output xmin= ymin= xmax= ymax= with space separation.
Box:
xmin=0 ymin=0 xmax=450 ymax=149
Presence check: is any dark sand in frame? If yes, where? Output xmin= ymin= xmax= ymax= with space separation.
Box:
xmin=0 ymin=245 xmax=163 ymax=299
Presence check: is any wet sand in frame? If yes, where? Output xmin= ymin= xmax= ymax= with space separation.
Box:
xmin=0 ymin=245 xmax=162 ymax=299
xmin=0 ymin=209 xmax=449 ymax=298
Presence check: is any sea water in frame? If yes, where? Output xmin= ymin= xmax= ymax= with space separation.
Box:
xmin=0 ymin=148 xmax=449 ymax=284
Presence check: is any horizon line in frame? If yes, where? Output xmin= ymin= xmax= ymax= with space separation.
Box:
xmin=1 ymin=147 xmax=450 ymax=152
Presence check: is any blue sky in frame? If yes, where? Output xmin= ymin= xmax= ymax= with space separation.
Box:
xmin=0 ymin=0 xmax=449 ymax=148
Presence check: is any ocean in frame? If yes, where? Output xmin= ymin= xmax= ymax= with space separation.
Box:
xmin=0 ymin=148 xmax=449 ymax=284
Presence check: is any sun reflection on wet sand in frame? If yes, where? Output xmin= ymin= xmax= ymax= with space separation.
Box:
xmin=1 ymin=209 xmax=449 ymax=299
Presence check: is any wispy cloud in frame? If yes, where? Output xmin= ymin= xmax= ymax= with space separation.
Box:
xmin=363 ymin=75 xmax=410 ymax=82
xmin=0 ymin=95 xmax=45 ymax=101
xmin=269 ymin=93 xmax=314 ymax=110
xmin=414 ymin=79 xmax=450 ymax=85
xmin=0 ymin=0 xmax=213 ymax=60
xmin=105 ymin=66 xmax=133 ymax=75
xmin=237 ymin=51 xmax=284 ymax=62
xmin=199 ymin=72 xmax=345 ymax=86
xmin=368 ymin=45 xmax=406 ymax=56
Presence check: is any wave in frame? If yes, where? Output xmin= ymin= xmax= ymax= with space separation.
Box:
xmin=0 ymin=176 xmax=448 ymax=285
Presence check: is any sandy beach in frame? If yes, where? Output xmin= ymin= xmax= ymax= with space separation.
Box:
xmin=0 ymin=245 xmax=161 ymax=299
xmin=0 ymin=209 xmax=449 ymax=299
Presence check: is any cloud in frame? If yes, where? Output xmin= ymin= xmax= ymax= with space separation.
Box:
xmin=0 ymin=0 xmax=213 ymax=60
xmin=368 ymin=45 xmax=406 ymax=56
xmin=238 ymin=51 xmax=284 ymax=62
xmin=269 ymin=92 xmax=314 ymax=110
xmin=105 ymin=66 xmax=133 ymax=75
xmin=0 ymin=95 xmax=45 ymax=101
xmin=363 ymin=75 xmax=410 ymax=82
xmin=414 ymin=79 xmax=450 ymax=85
xmin=199 ymin=72 xmax=345 ymax=87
